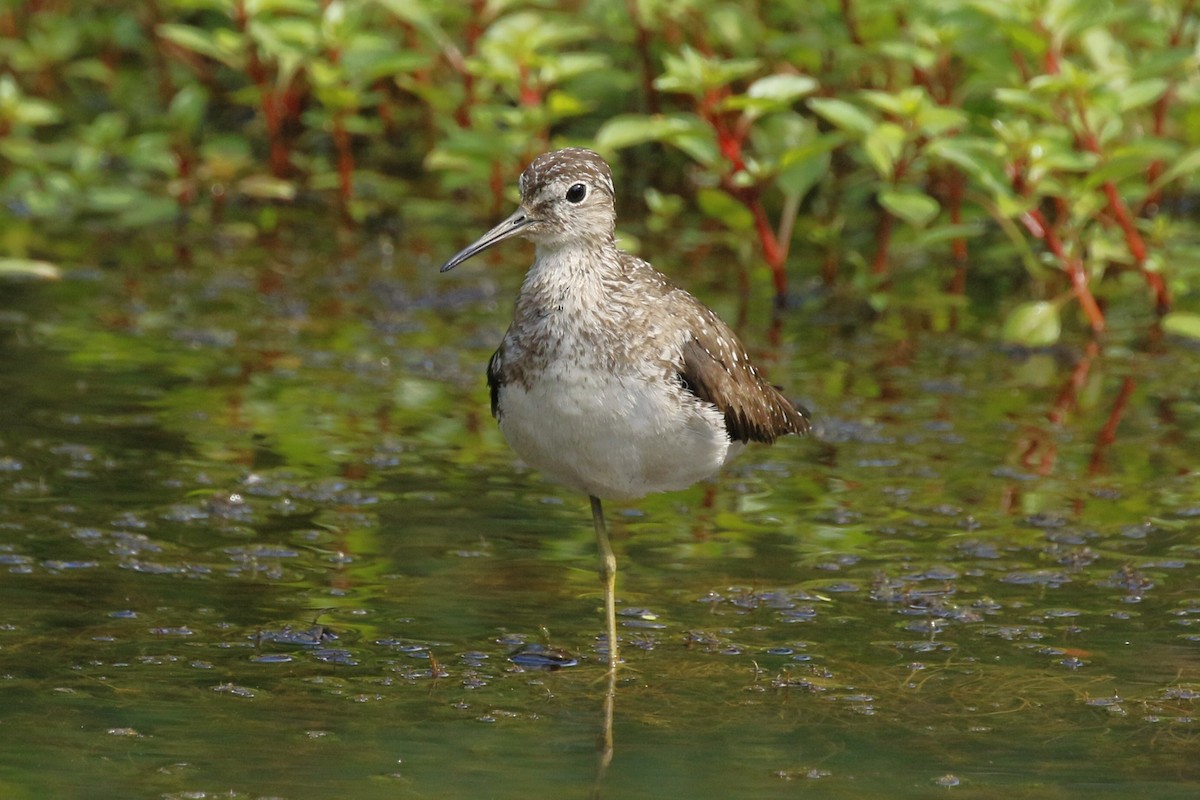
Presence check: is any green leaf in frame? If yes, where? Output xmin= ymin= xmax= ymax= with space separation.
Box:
xmin=695 ymin=188 xmax=753 ymax=231
xmin=655 ymin=46 xmax=760 ymax=96
xmin=546 ymin=52 xmax=610 ymax=83
xmin=63 ymin=59 xmax=113 ymax=84
xmin=342 ymin=41 xmax=430 ymax=83
xmin=860 ymin=90 xmax=908 ymax=116
xmin=747 ymin=73 xmax=818 ymax=103
xmin=0 ymin=258 xmax=61 ymax=280
xmin=863 ymin=122 xmax=906 ymax=179
xmin=644 ymin=187 xmax=683 ymax=217
xmin=925 ymin=137 xmax=1016 ymax=200
xmin=13 ymin=98 xmax=61 ymax=126
xmin=669 ymin=126 xmax=721 ymax=168
xmin=725 ymin=74 xmax=819 ymax=117
xmin=994 ymin=88 xmax=1055 ymax=119
xmin=545 ymin=89 xmax=588 ymax=119
xmin=915 ymin=105 xmax=966 ymax=137
xmin=1118 ymin=79 xmax=1168 ymax=112
xmin=167 ymin=84 xmax=208 ymax=131
xmin=0 ymin=76 xmax=60 ymax=127
xmin=912 ymin=222 xmax=985 ymax=247
xmin=0 ymin=136 xmax=39 ymax=166
xmin=926 ymin=137 xmax=992 ymax=174
xmin=807 ymin=97 xmax=874 ymax=137
xmin=238 ymin=174 xmax=298 ymax=200
xmin=596 ymin=114 xmax=719 ymax=165
xmin=157 ymin=23 xmax=243 ymax=69
xmin=878 ymin=187 xmax=940 ymax=227
xmin=374 ymin=0 xmax=439 ymax=34
xmin=1033 ymin=145 xmax=1098 ymax=173
xmin=1162 ymin=312 xmax=1200 ymax=341
xmin=1002 ymin=301 xmax=1061 ymax=347
xmin=1082 ymin=140 xmax=1179 ymax=190
xmin=86 ymin=186 xmax=142 ymax=213
xmin=775 ymin=141 xmax=836 ymax=198
xmin=1149 ymin=147 xmax=1200 ymax=191
xmin=595 ymin=114 xmax=672 ymax=150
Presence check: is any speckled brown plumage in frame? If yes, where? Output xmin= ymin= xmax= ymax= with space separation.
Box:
xmin=486 ymin=245 xmax=808 ymax=445
xmin=441 ymin=148 xmax=809 ymax=670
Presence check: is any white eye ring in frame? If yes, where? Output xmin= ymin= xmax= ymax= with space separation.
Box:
xmin=565 ymin=183 xmax=587 ymax=203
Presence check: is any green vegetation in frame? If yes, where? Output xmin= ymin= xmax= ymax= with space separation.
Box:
xmin=2 ymin=0 xmax=1198 ymax=342
xmin=2 ymin=8 xmax=1199 ymax=795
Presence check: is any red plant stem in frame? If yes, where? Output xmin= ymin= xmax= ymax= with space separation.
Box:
xmin=1075 ymin=101 xmax=1172 ymax=313
xmin=704 ymin=93 xmax=745 ymax=170
xmin=453 ymin=0 xmax=487 ymax=128
xmin=1049 ymin=340 xmax=1099 ymax=424
xmin=1037 ymin=18 xmax=1170 ymax=315
xmin=871 ymin=153 xmax=910 ymax=276
xmin=1100 ymin=180 xmax=1146 ymax=263
xmin=1038 ymin=21 xmax=1061 ymax=75
xmin=946 ymin=166 xmax=968 ymax=281
xmin=375 ymin=78 xmax=396 ymax=134
xmin=453 ymin=80 xmax=475 ymax=128
xmin=871 ymin=210 xmax=894 ymax=275
xmin=1009 ymin=49 xmax=1031 ymax=83
xmin=719 ymin=173 xmax=788 ymax=301
xmin=324 ymin=40 xmax=354 ymax=219
xmin=1144 ymin=91 xmax=1172 ymax=196
xmin=625 ymin=0 xmax=660 ymax=114
xmin=516 ymin=62 xmax=540 ymax=107
xmin=212 ymin=183 xmax=226 ymax=221
xmin=1088 ymin=376 xmax=1136 ymax=475
xmin=751 ymin=200 xmax=787 ymax=299
xmin=333 ymin=114 xmax=354 ymax=214
xmin=1075 ymin=113 xmax=1148 ymax=264
xmin=1144 ymin=0 xmax=1195 ymax=202
xmin=1007 ymin=68 xmax=1107 ymax=334
xmin=234 ymin=0 xmax=291 ymax=178
xmin=911 ymin=49 xmax=968 ymax=276
xmin=1016 ymin=427 xmax=1057 ymax=476
xmin=698 ymin=83 xmax=788 ymax=301
xmin=1019 ymin=208 xmax=1106 ymax=333
xmin=144 ymin=0 xmax=176 ymax=106
xmin=840 ymin=0 xmax=864 ymax=45
xmin=489 ymin=160 xmax=505 ymax=217
xmin=821 ymin=252 xmax=839 ymax=286
xmin=173 ymin=145 xmax=196 ymax=206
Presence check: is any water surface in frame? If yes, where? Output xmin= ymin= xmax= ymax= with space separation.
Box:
xmin=0 ymin=228 xmax=1197 ymax=798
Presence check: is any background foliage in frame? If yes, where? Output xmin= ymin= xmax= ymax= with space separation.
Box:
xmin=1 ymin=0 xmax=1198 ymax=342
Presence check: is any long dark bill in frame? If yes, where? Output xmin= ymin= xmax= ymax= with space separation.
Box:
xmin=439 ymin=208 xmax=537 ymax=273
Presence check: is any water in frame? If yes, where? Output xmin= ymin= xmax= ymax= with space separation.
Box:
xmin=0 ymin=227 xmax=1197 ymax=798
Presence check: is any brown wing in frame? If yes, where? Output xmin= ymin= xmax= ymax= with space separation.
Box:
xmin=677 ymin=308 xmax=809 ymax=444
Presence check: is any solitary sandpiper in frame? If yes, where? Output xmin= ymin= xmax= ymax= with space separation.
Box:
xmin=440 ymin=148 xmax=809 ymax=671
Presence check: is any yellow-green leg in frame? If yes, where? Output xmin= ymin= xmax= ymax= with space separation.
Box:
xmin=589 ymin=495 xmax=619 ymax=671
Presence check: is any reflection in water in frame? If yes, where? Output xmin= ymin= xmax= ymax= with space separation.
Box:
xmin=593 ymin=668 xmax=616 ymax=797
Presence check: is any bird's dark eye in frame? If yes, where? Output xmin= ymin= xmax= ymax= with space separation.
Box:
xmin=565 ymin=183 xmax=587 ymax=204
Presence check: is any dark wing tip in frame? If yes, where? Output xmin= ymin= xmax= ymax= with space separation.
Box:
xmin=486 ymin=348 xmax=504 ymax=420
xmin=679 ymin=335 xmax=809 ymax=445
xmin=724 ymin=389 xmax=810 ymax=444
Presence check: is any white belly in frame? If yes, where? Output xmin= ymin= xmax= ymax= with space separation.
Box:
xmin=496 ymin=368 xmax=738 ymax=501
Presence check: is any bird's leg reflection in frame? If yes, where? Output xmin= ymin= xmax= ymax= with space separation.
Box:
xmin=592 ymin=665 xmax=616 ymax=797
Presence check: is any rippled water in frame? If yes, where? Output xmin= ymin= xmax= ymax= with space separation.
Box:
xmin=0 ymin=228 xmax=1197 ymax=798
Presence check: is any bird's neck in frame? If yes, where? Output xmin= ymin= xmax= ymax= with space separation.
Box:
xmin=519 ymin=240 xmax=621 ymax=311
xmin=507 ymin=240 xmax=627 ymax=360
